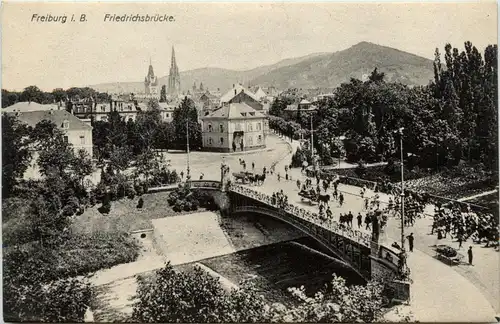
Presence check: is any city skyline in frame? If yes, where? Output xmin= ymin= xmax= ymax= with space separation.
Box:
xmin=2 ymin=2 xmax=497 ymax=91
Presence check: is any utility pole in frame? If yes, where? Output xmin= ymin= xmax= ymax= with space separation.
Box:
xmin=398 ymin=127 xmax=405 ymax=250
xmin=186 ymin=120 xmax=191 ymax=181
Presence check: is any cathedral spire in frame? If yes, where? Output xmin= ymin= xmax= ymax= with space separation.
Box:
xmin=168 ymin=45 xmax=181 ymax=96
xmin=171 ymin=46 xmax=176 ymax=69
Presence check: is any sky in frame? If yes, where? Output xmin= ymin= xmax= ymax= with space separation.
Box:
xmin=2 ymin=2 xmax=498 ymax=91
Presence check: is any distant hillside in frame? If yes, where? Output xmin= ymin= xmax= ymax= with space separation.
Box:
xmin=89 ymin=42 xmax=434 ymax=93
xmin=89 ymin=52 xmax=330 ymax=94
xmin=249 ymin=42 xmax=434 ymax=89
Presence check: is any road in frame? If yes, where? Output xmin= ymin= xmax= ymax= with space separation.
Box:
xmin=238 ymin=136 xmax=498 ymax=321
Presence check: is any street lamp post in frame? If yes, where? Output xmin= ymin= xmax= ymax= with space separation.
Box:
xmin=310 ymin=111 xmax=314 ymax=168
xmin=399 ymin=127 xmax=405 ymax=251
xmin=186 ymin=120 xmax=191 ymax=181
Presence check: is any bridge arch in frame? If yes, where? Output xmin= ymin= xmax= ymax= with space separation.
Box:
xmin=231 ymin=205 xmax=369 ymax=281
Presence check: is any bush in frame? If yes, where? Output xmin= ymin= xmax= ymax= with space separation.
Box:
xmin=127 ymin=186 xmax=136 ymax=199
xmin=99 ymin=196 xmax=111 ymax=214
xmin=131 ymin=263 xmax=384 ymax=323
xmin=137 ymin=197 xmax=144 ymax=209
xmin=355 ymin=160 xmax=367 ymax=178
xmin=62 ymin=196 xmax=80 ymax=217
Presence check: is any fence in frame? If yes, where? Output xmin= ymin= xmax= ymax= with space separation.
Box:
xmin=230 ymin=184 xmax=371 ymax=247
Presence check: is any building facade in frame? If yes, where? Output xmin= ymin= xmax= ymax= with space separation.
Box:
xmin=201 ymin=103 xmax=267 ymax=152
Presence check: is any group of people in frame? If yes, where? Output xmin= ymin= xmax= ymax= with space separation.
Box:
xmin=271 ymin=190 xmax=289 ymax=209
xmin=432 ymin=203 xmax=499 ymax=249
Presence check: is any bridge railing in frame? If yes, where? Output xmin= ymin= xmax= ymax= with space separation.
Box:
xmin=230 ymin=184 xmax=371 ymax=247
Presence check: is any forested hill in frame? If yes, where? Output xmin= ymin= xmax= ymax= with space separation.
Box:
xmin=249 ymin=42 xmax=434 ymax=89
xmin=89 ymin=42 xmax=434 ymax=93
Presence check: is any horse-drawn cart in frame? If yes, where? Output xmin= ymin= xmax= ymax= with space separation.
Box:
xmin=433 ymin=245 xmax=465 ymax=266
xmin=298 ymin=190 xmax=319 ymax=205
xmin=233 ymin=172 xmax=252 ymax=184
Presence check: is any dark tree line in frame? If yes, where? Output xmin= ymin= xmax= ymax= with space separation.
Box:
xmin=2 ymin=86 xmax=111 ymax=108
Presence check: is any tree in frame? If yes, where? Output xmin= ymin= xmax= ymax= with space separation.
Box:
xmin=31 ymin=120 xmax=75 ymax=176
xmin=52 ymin=88 xmax=67 ymax=103
xmin=172 ymin=97 xmax=202 ymax=150
xmin=109 ymin=146 xmax=132 ymax=173
xmin=3 ymin=245 xmax=92 ymax=322
xmin=20 ymin=85 xmax=44 ymax=103
xmin=71 ymin=149 xmax=94 ymax=187
xmin=160 ymin=85 xmax=167 ymax=102
xmin=2 ymin=114 xmax=32 ymax=197
xmin=132 ymin=263 xmax=385 ymax=323
xmin=368 ymin=68 xmax=385 ymax=84
xmin=132 ymin=263 xmax=229 ymax=323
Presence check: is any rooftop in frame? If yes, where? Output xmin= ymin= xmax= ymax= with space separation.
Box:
xmin=220 ymin=84 xmax=259 ymax=103
xmin=203 ymin=102 xmax=266 ymax=120
xmin=3 ymin=101 xmax=61 ymax=112
xmin=6 ymin=109 xmax=92 ymax=131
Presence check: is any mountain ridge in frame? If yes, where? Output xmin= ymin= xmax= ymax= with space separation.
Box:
xmin=89 ymin=42 xmax=434 ymax=93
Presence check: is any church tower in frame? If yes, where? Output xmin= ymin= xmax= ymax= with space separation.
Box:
xmin=168 ymin=46 xmax=181 ymax=97
xmin=144 ymin=58 xmax=159 ymax=98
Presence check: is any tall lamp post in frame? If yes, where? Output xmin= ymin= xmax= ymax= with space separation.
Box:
xmin=398 ymin=127 xmax=405 ymax=251
xmin=394 ymin=127 xmax=409 ymax=279
xmin=186 ymin=120 xmax=191 ymax=181
xmin=308 ymin=107 xmax=317 ymax=174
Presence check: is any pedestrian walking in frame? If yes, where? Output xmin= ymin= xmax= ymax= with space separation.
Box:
xmin=468 ymin=246 xmax=473 ymax=265
xmin=357 ymin=213 xmax=362 ymax=228
xmin=285 ymin=173 xmax=289 ymax=180
xmin=252 ymin=162 xmax=255 ymax=171
xmin=407 ymin=233 xmax=414 ymax=252
xmin=277 ymin=173 xmax=281 ymax=182
xmin=180 ymin=170 xmax=184 ymax=180
xmin=339 ymin=193 xmax=344 ymax=206
xmin=458 ymin=234 xmax=463 ymax=249
xmin=365 ymin=214 xmax=371 ymax=230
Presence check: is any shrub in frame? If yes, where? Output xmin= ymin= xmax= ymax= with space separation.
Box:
xmin=355 ymin=160 xmax=367 ymax=178
xmin=62 ymin=196 xmax=80 ymax=217
xmin=99 ymin=196 xmax=111 ymax=214
xmin=127 ymin=186 xmax=136 ymax=199
xmin=131 ymin=263 xmax=384 ymax=323
xmin=137 ymin=197 xmax=144 ymax=209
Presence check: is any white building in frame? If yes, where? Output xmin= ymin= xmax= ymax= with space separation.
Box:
xmin=201 ymin=103 xmax=267 ymax=152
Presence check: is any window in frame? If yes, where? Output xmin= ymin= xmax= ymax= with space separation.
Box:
xmin=80 ymin=135 xmax=85 ymax=145
xmin=62 ymin=120 xmax=69 ymax=129
xmin=257 ymin=135 xmax=262 ymax=144
xmin=208 ymin=124 xmax=213 ymax=132
xmin=208 ymin=137 xmax=213 ymax=145
xmin=166 ymin=113 xmax=170 ymax=118
xmin=220 ymin=137 xmax=224 ymax=145
xmin=101 ymin=105 xmax=106 ymax=112
xmin=257 ymin=122 xmax=262 ymax=131
xmin=247 ymin=123 xmax=253 ymax=132
xmin=248 ymin=136 xmax=253 ymax=145
xmin=120 ymin=106 xmax=124 ymax=112
xmin=63 ymin=136 xmax=69 ymax=143
xmin=219 ymin=124 xmax=224 ymax=133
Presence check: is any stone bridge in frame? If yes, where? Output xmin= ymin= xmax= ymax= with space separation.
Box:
xmin=153 ymin=180 xmax=404 ymax=285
